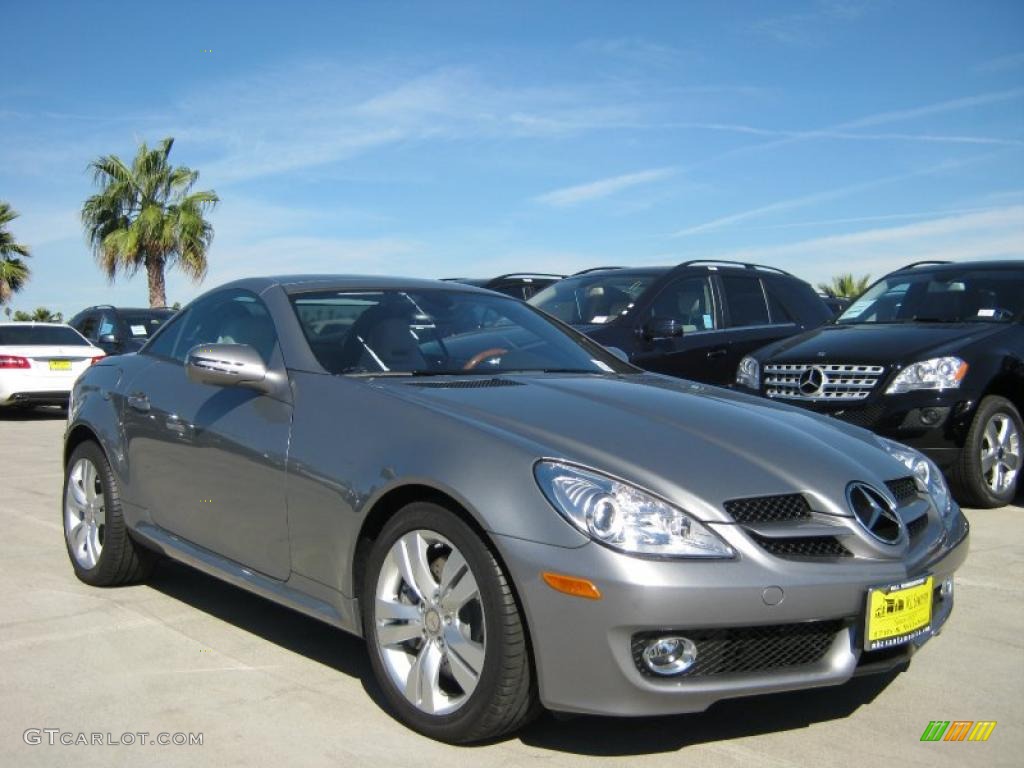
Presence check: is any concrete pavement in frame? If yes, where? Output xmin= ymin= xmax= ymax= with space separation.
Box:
xmin=1 ymin=409 xmax=1021 ymax=767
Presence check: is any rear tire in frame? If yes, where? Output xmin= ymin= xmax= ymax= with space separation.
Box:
xmin=950 ymin=396 xmax=1022 ymax=508
xmin=362 ymin=502 xmax=537 ymax=743
xmin=62 ymin=441 xmax=155 ymax=586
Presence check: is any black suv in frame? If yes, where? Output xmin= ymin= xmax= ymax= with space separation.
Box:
xmin=735 ymin=260 xmax=1024 ymax=508
xmin=442 ymin=273 xmax=565 ymax=301
xmin=69 ymin=305 xmax=176 ymax=356
xmin=528 ymin=261 xmax=832 ymax=386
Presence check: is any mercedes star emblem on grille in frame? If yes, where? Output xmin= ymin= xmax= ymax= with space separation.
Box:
xmin=798 ymin=366 xmax=826 ymax=396
xmin=846 ymin=482 xmax=904 ymax=544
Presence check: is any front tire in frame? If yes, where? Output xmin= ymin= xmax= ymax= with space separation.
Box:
xmin=951 ymin=396 xmax=1022 ymax=508
xmin=62 ymin=441 xmax=154 ymax=586
xmin=362 ymin=502 xmax=537 ymax=743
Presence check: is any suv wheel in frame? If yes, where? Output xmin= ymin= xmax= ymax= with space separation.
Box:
xmin=362 ymin=502 xmax=537 ymax=742
xmin=952 ymin=396 xmax=1022 ymax=508
xmin=63 ymin=441 xmax=155 ymax=585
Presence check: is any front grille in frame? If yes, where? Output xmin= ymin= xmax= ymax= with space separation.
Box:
xmin=724 ymin=494 xmax=812 ymax=523
xmin=632 ymin=620 xmax=843 ymax=678
xmin=885 ymin=477 xmax=919 ymax=506
xmin=749 ymin=533 xmax=852 ymax=558
xmin=906 ymin=513 xmax=929 ymax=542
xmin=406 ymin=378 xmax=524 ymax=389
xmin=829 ymin=403 xmax=887 ymax=428
xmin=764 ymin=363 xmax=885 ymax=402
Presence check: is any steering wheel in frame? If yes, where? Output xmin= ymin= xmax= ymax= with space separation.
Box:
xmin=462 ymin=347 xmax=509 ymax=370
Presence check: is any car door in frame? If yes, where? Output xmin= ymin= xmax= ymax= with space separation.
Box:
xmin=630 ymin=274 xmax=732 ymax=383
xmin=717 ymin=274 xmax=797 ymax=378
xmin=121 ymin=289 xmax=293 ymax=580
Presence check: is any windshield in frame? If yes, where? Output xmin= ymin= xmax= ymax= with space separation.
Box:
xmin=836 ymin=268 xmax=1024 ymax=325
xmin=291 ymin=289 xmax=637 ymax=376
xmin=0 ymin=325 xmax=89 ymax=346
xmin=120 ymin=311 xmax=173 ymax=338
xmin=529 ymin=272 xmax=657 ymax=325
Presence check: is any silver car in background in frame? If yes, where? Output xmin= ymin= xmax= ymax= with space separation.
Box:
xmin=63 ymin=276 xmax=969 ymax=743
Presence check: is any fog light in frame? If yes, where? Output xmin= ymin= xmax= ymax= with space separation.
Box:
xmin=920 ymin=408 xmax=943 ymax=426
xmin=940 ymin=577 xmax=954 ymax=599
xmin=641 ymin=636 xmax=697 ymax=676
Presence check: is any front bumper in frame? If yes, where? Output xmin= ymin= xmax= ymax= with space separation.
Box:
xmin=494 ymin=514 xmax=968 ymax=717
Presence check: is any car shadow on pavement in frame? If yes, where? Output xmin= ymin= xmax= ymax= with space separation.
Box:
xmin=0 ymin=406 xmax=67 ymax=420
xmin=147 ymin=560 xmax=390 ymax=713
xmin=516 ymin=669 xmax=903 ymax=755
xmin=148 ymin=560 xmax=907 ymax=754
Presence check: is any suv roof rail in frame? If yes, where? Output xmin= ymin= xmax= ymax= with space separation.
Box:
xmin=898 ymin=260 xmax=953 ymax=270
xmin=489 ymin=273 xmax=566 ymax=281
xmin=572 ymin=266 xmax=625 ymax=275
xmin=671 ymin=260 xmax=796 ymax=278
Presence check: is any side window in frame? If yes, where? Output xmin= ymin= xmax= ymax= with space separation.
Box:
xmin=97 ymin=312 xmax=116 ymax=338
xmin=721 ymin=275 xmax=770 ymax=327
xmin=77 ymin=313 xmax=99 ymax=341
xmin=763 ymin=281 xmax=795 ymax=325
xmin=171 ymin=291 xmax=279 ymax=365
xmin=648 ymin=277 xmax=717 ymax=331
xmin=142 ymin=310 xmax=188 ymax=360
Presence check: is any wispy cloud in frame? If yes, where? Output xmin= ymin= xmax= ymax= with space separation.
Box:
xmin=666 ymin=120 xmax=1023 ymax=147
xmin=975 ymin=52 xmax=1024 ymax=74
xmin=535 ymin=167 xmax=677 ymax=207
xmin=752 ymin=0 xmax=873 ymax=46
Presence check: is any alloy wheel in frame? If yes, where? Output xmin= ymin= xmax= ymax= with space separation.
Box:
xmin=981 ymin=412 xmax=1021 ymax=494
xmin=373 ymin=530 xmax=486 ymax=716
xmin=64 ymin=458 xmax=106 ymax=569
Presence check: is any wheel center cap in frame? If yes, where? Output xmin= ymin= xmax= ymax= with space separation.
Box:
xmin=424 ymin=609 xmax=442 ymax=635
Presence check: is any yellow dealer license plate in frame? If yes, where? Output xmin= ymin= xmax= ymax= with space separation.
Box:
xmin=49 ymin=360 xmax=72 ymax=371
xmin=865 ymin=575 xmax=933 ymax=650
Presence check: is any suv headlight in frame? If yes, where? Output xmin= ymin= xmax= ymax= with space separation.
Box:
xmin=877 ymin=438 xmax=954 ymax=520
xmin=885 ymin=356 xmax=967 ymax=394
xmin=736 ymin=356 xmax=760 ymax=390
xmin=534 ymin=461 xmax=734 ymax=558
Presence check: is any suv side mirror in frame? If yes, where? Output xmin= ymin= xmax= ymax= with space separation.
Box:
xmin=186 ymin=343 xmax=269 ymax=390
xmin=642 ymin=317 xmax=684 ymax=341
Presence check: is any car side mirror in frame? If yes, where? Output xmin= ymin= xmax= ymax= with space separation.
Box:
xmin=99 ymin=334 xmax=117 ymax=344
xmin=185 ymin=343 xmax=269 ymax=390
xmin=642 ymin=317 xmax=684 ymax=341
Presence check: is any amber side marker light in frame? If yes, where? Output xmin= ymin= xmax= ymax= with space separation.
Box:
xmin=541 ymin=572 xmax=602 ymax=600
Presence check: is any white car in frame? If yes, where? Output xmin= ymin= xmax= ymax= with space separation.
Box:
xmin=0 ymin=323 xmax=104 ymax=409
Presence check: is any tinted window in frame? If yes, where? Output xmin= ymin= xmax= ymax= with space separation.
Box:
xmin=763 ymin=281 xmax=795 ymax=325
xmin=721 ymin=275 xmax=769 ymax=327
xmin=141 ymin=311 xmax=187 ymax=359
xmin=120 ymin=311 xmax=173 ymax=338
xmin=530 ymin=273 xmax=658 ymax=325
xmin=837 ymin=268 xmax=1024 ymax=324
xmin=0 ymin=325 xmax=90 ymax=346
xmin=171 ymin=291 xmax=279 ymax=364
xmin=648 ymin=277 xmax=717 ymax=331
xmin=76 ymin=313 xmax=99 ymax=341
xmin=291 ymin=289 xmax=636 ymax=376
xmin=97 ymin=312 xmax=116 ymax=337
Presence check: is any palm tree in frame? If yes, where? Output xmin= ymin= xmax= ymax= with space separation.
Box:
xmin=12 ymin=307 xmax=63 ymax=322
xmin=817 ymin=273 xmax=871 ymax=299
xmin=0 ymin=202 xmax=31 ymax=304
xmin=81 ymin=137 xmax=218 ymax=307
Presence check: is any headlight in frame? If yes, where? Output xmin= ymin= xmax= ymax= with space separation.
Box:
xmin=885 ymin=356 xmax=967 ymax=394
xmin=877 ymin=438 xmax=954 ymax=520
xmin=534 ymin=461 xmax=734 ymax=558
xmin=736 ymin=356 xmax=760 ymax=389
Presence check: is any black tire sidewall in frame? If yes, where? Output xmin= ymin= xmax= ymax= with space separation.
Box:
xmin=965 ymin=397 xmax=1022 ymax=507
xmin=362 ymin=502 xmax=516 ymax=742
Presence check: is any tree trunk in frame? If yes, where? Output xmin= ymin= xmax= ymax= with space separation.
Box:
xmin=146 ymin=254 xmax=167 ymax=307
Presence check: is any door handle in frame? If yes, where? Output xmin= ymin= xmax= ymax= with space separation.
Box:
xmin=706 ymin=348 xmax=728 ymax=359
xmin=126 ymin=392 xmax=151 ymax=413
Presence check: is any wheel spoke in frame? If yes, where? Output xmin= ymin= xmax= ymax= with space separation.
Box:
xmin=83 ymin=526 xmax=98 ymax=566
xmin=405 ymin=641 xmax=444 ymax=714
xmin=445 ymin=641 xmax=481 ymax=695
xmin=1003 ymin=452 xmax=1020 ymax=471
xmin=438 ymin=549 xmax=468 ymax=601
xmin=376 ymin=597 xmax=421 ymax=623
xmin=69 ymin=521 xmax=87 ymax=553
xmin=440 ymin=570 xmax=479 ymax=614
xmin=83 ymin=461 xmax=97 ymax=503
xmin=444 ymin=625 xmax=485 ymax=678
xmin=396 ymin=533 xmax=437 ymax=602
xmin=69 ymin=475 xmax=88 ymax=509
xmin=981 ymin=452 xmax=996 ymax=473
xmin=377 ymin=620 xmax=423 ymax=647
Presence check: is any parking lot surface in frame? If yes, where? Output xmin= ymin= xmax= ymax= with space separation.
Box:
xmin=2 ymin=409 xmax=1021 ymax=767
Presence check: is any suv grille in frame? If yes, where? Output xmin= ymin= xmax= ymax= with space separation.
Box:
xmin=764 ymin=363 xmax=885 ymax=402
xmin=885 ymin=477 xmax=919 ymax=506
xmin=632 ymin=620 xmax=843 ymax=678
xmin=748 ymin=532 xmax=852 ymax=558
xmin=724 ymin=494 xmax=812 ymax=523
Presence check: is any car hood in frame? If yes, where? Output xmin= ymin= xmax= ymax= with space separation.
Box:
xmin=758 ymin=322 xmax=1004 ymax=365
xmin=373 ymin=373 xmax=912 ymax=523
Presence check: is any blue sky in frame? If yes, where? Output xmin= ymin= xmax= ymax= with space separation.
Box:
xmin=1 ymin=0 xmax=1023 ymax=317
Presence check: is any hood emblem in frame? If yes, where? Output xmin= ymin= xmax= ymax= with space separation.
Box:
xmin=798 ymin=366 xmax=826 ymax=396
xmin=847 ymin=483 xmax=903 ymax=544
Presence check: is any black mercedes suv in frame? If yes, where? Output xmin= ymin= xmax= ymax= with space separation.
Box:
xmin=528 ymin=261 xmax=832 ymax=386
xmin=735 ymin=260 xmax=1024 ymax=508
xmin=442 ymin=273 xmax=566 ymax=301
xmin=69 ymin=305 xmax=176 ymax=356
